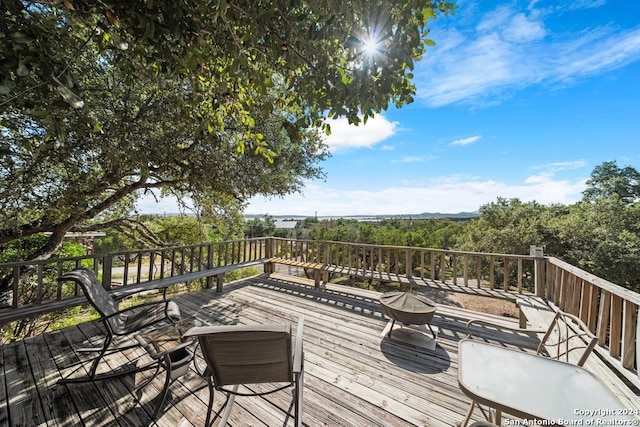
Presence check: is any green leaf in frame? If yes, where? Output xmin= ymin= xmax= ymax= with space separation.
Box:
xmin=142 ymin=21 xmax=155 ymax=40
xmin=425 ymin=39 xmax=436 ymax=47
xmin=17 ymin=62 xmax=29 ymax=76
xmin=9 ymin=31 xmax=34 ymax=44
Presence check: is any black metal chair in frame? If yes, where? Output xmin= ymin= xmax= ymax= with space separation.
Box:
xmin=183 ymin=317 xmax=304 ymax=427
xmin=57 ymin=268 xmax=181 ymax=383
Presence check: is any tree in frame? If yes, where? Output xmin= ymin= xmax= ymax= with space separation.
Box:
xmin=244 ymin=215 xmax=277 ymax=237
xmin=453 ymin=198 xmax=560 ymax=255
xmin=556 ymin=198 xmax=640 ymax=292
xmin=0 ymin=1 xmax=457 ymax=297
xmin=583 ymin=161 xmax=640 ymax=204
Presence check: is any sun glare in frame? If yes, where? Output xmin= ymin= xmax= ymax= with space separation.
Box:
xmin=363 ymin=34 xmax=382 ymax=57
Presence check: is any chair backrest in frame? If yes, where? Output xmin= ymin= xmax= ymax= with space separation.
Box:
xmin=537 ymin=310 xmax=598 ymax=367
xmin=185 ymin=323 xmax=293 ymax=387
xmin=58 ymin=268 xmax=118 ymax=318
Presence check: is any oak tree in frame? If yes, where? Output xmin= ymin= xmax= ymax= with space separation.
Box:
xmin=0 ymin=0 xmax=456 ymax=297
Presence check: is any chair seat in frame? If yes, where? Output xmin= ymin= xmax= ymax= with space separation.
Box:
xmin=183 ymin=317 xmax=305 ymax=427
xmin=114 ymin=300 xmax=181 ymax=335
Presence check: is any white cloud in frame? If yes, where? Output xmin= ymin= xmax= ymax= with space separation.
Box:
xmin=416 ymin=4 xmax=640 ymax=107
xmin=451 ymin=135 xmax=481 ymax=146
xmin=393 ymin=156 xmax=425 ymax=163
xmin=324 ymin=115 xmax=398 ymax=151
xmin=245 ymin=175 xmax=586 ymax=216
xmin=532 ymin=160 xmax=588 ymax=173
xmin=530 ymin=0 xmax=607 ymax=12
xmin=136 ymin=192 xmax=195 ymax=215
xmin=502 ymin=13 xmax=547 ymax=42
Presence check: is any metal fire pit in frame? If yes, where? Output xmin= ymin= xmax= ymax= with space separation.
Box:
xmin=379 ymin=291 xmax=437 ymax=338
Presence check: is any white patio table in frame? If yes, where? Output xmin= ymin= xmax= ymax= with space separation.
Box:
xmin=458 ymin=339 xmax=638 ymax=426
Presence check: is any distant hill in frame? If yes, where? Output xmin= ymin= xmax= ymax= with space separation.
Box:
xmin=244 ymin=212 xmax=479 ymax=221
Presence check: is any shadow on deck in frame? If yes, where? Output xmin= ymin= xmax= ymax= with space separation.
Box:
xmin=0 ymin=274 xmax=632 ymax=426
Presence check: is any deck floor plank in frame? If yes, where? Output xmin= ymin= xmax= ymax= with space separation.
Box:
xmin=42 ymin=327 xmax=120 ymax=426
xmin=3 ymin=339 xmax=47 ymax=426
xmin=2 ymin=274 xmax=638 ymax=426
xmin=24 ymin=333 xmax=82 ymax=426
xmin=0 ymin=343 xmax=8 ymax=426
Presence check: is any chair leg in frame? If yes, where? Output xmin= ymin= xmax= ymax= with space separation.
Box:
xmin=59 ymin=334 xmax=113 ymax=384
xmin=461 ymin=400 xmax=476 ymax=427
xmin=493 ymin=409 xmax=502 ymax=425
xmin=134 ymin=361 xmax=163 ymax=396
xmin=88 ymin=334 xmax=113 ymax=379
xmin=295 ymin=370 xmax=304 ymax=427
xmin=205 ymin=378 xmax=215 ymax=427
xmin=152 ymin=363 xmax=172 ymax=419
xmin=219 ymin=385 xmax=238 ymax=427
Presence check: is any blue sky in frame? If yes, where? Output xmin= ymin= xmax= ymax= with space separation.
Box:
xmin=142 ymin=0 xmax=640 ymax=217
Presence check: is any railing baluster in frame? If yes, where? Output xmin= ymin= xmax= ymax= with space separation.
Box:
xmin=502 ymin=257 xmax=508 ymax=291
xmin=463 ymin=254 xmax=469 ymax=287
xmin=149 ymin=251 xmax=155 ymax=282
xmin=489 ymin=256 xmax=495 ymax=289
xmin=517 ymin=258 xmax=523 ymax=293
xmin=123 ymin=254 xmax=130 ymax=286
xmin=598 ymin=290 xmax=612 ymax=346
xmin=136 ymin=253 xmax=143 ymax=284
xmin=622 ymin=300 xmax=637 ymax=369
xmin=36 ymin=264 xmax=44 ymax=304
xmin=610 ymin=295 xmax=623 ymax=358
xmin=452 ymin=254 xmax=457 ymax=285
xmin=12 ymin=266 xmax=19 ymax=308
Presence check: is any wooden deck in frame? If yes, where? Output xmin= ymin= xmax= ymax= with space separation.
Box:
xmin=1 ymin=274 xmax=637 ymax=426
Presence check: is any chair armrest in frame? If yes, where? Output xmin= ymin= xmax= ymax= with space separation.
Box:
xmin=466 ymin=319 xmax=546 ymax=339
xmin=101 ymin=300 xmax=173 ymax=320
xmin=134 ymin=335 xmax=194 ymax=359
xmin=293 ymin=316 xmax=304 ymax=374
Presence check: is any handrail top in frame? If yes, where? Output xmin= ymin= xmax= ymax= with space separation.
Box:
xmin=0 ymin=238 xmax=269 ymax=268
xmin=270 ymin=237 xmax=543 ymax=260
xmin=548 ymin=257 xmax=640 ymax=305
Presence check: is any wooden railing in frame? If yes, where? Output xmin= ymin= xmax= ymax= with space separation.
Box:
xmin=0 ymin=238 xmax=268 ymax=323
xmin=268 ymin=238 xmax=639 ymax=387
xmin=268 ymin=237 xmax=543 ymax=294
xmin=1 ymin=236 xmax=638 ymax=387
xmin=544 ymin=257 xmax=640 ymax=388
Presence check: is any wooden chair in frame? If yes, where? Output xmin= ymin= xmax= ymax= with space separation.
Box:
xmin=184 ymin=317 xmax=304 ymax=427
xmin=57 ymin=268 xmax=181 ymax=383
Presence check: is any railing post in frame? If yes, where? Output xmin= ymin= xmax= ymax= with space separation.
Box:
xmin=405 ymin=249 xmax=412 ymax=279
xmin=102 ymin=255 xmax=113 ymax=290
xmin=216 ymin=274 xmax=224 ymax=293
xmin=207 ymin=243 xmax=215 ymax=289
xmin=530 ymin=246 xmax=546 ymax=298
xmin=534 ymin=257 xmax=546 ymax=298
xmin=265 ymin=238 xmax=274 ymax=274
xmin=322 ymin=242 xmax=331 ymax=285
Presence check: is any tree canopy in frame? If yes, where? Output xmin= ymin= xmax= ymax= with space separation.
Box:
xmin=582 ymin=161 xmax=640 ymax=204
xmin=0 ymin=0 xmax=456 ymax=269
